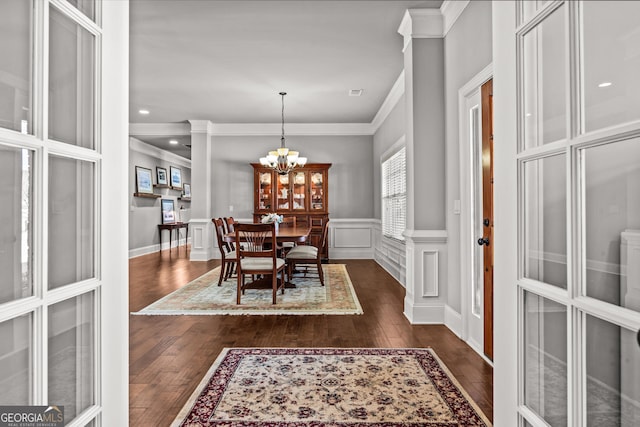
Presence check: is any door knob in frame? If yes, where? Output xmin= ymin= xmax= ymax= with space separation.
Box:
xmin=483 ymin=218 xmax=490 ymax=227
xmin=477 ymin=237 xmax=490 ymax=246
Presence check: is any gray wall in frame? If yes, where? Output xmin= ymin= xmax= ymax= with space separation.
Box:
xmin=210 ymin=135 xmax=374 ymax=220
xmin=444 ymin=0 xmax=493 ymax=312
xmin=129 ymin=141 xmax=191 ymax=251
xmin=411 ymin=38 xmax=446 ymax=230
xmin=373 ymin=94 xmax=405 ymax=220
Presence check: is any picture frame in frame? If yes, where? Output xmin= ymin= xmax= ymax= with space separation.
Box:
xmin=170 ymin=166 xmax=182 ymax=189
xmin=135 ymin=166 xmax=154 ymax=194
xmin=182 ymin=183 xmax=191 ymax=198
xmin=156 ymin=167 xmax=168 ymax=186
xmin=161 ymin=198 xmax=176 ymax=224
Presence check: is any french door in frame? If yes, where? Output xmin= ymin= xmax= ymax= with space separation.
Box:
xmin=495 ymin=1 xmax=640 ymax=426
xmin=0 ymin=1 xmax=128 ymax=425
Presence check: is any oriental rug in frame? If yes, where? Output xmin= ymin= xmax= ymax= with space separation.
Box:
xmin=171 ymin=347 xmax=492 ymax=427
xmin=132 ymin=264 xmax=363 ymax=316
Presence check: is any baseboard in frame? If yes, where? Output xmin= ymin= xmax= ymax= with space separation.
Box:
xmin=129 ymin=238 xmax=190 ymax=258
xmin=444 ymin=305 xmax=462 ymax=337
xmin=403 ymin=299 xmax=445 ymax=324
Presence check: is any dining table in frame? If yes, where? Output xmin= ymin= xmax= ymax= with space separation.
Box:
xmin=223 ymin=224 xmax=311 ymax=245
xmin=223 ymin=223 xmax=311 ymax=288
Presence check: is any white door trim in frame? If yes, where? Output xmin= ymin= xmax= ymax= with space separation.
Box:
xmin=458 ymin=63 xmax=493 ymax=359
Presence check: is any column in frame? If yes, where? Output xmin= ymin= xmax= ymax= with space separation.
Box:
xmin=397 ymin=10 xmax=449 ymax=323
xmin=188 ymin=120 xmax=214 ymax=261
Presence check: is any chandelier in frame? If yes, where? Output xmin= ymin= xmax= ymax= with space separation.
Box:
xmin=259 ymin=92 xmax=307 ymax=175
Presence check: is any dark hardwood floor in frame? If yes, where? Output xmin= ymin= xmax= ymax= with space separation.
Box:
xmin=129 ymin=248 xmax=493 ymax=426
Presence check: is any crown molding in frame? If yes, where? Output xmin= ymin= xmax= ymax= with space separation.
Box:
xmin=211 ymin=123 xmax=375 ymax=136
xmin=398 ymin=9 xmax=444 ymax=50
xmin=188 ymin=119 xmax=214 ymax=134
xmin=129 ymin=137 xmax=191 ymax=167
xmin=371 ymin=71 xmax=405 ymax=134
xmin=129 ymin=122 xmax=190 ymax=136
xmin=440 ymin=0 xmax=470 ymax=36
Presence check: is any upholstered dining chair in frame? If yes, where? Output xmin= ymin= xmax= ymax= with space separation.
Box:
xmin=279 ymin=216 xmax=297 ymax=255
xmin=286 ymin=219 xmax=329 ymax=286
xmin=235 ymin=222 xmax=286 ymax=304
xmin=213 ymin=218 xmax=236 ymax=286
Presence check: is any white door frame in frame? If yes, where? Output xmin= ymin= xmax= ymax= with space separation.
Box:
xmin=458 ymin=63 xmax=493 ymax=361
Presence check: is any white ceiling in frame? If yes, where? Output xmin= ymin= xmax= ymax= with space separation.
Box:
xmin=129 ymin=0 xmax=443 ymax=157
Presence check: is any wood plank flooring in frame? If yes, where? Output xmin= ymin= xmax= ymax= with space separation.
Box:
xmin=129 ymin=249 xmax=493 ymax=426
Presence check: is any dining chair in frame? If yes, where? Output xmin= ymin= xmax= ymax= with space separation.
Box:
xmin=286 ymin=219 xmax=329 ymax=286
xmin=235 ymin=222 xmax=286 ymax=304
xmin=212 ymin=218 xmax=236 ymax=286
xmin=224 ymin=217 xmax=236 ymax=250
xmin=279 ymin=216 xmax=297 ymax=255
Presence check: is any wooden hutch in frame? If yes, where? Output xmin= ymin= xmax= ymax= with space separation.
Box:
xmin=252 ymin=163 xmax=331 ymax=259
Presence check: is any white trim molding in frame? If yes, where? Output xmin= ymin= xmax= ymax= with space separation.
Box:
xmin=403 ymin=229 xmax=449 ymax=324
xmin=329 ymin=218 xmax=377 ymax=259
xmin=371 ymin=71 xmax=405 ymax=133
xmin=129 ymin=122 xmax=190 ymax=137
xmin=440 ymin=0 xmax=471 ymax=36
xmin=188 ymin=218 xmax=214 ymax=261
xmin=129 ymin=137 xmax=192 ymax=168
xmin=189 ymin=119 xmax=214 ymax=134
xmin=211 ymin=123 xmax=374 ymax=136
xmin=398 ymin=9 xmax=444 ymax=50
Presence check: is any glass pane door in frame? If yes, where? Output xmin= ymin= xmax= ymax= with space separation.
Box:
xmin=258 ymin=171 xmax=272 ymax=211
xmin=276 ymin=173 xmax=290 ymax=211
xmin=292 ymin=171 xmax=306 ymax=211
xmin=310 ymin=171 xmax=324 ymax=211
xmin=515 ymin=1 xmax=640 ymax=426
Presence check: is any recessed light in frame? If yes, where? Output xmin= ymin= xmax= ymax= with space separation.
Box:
xmin=139 ymin=109 xmax=150 ymax=115
xmin=349 ymin=89 xmax=363 ymax=97
xmin=598 ymin=82 xmax=612 ymax=88
xmin=169 ymin=139 xmax=178 ymax=145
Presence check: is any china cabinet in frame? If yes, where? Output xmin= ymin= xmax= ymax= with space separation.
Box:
xmin=252 ymin=163 xmax=331 ymax=259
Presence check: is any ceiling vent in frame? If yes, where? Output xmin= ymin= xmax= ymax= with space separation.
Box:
xmin=349 ymin=89 xmax=363 ymax=97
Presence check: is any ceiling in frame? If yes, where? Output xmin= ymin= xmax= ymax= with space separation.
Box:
xmin=129 ymin=0 xmax=443 ymax=157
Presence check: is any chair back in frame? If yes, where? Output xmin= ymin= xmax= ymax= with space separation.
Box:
xmin=225 ymin=217 xmax=236 ymax=233
xmin=319 ymin=220 xmax=330 ymax=258
xmin=235 ymin=222 xmax=278 ymax=261
xmin=224 ymin=217 xmax=236 ymax=249
xmin=212 ymin=218 xmax=230 ymax=254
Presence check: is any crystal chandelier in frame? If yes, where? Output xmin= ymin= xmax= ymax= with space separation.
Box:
xmin=259 ymin=92 xmax=307 ymax=175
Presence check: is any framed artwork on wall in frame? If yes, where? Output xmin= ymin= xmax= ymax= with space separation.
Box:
xmin=170 ymin=166 xmax=182 ymax=189
xmin=161 ymin=198 xmax=176 ymax=224
xmin=156 ymin=167 xmax=168 ymax=185
xmin=135 ymin=166 xmax=153 ymax=194
xmin=182 ymin=183 xmax=191 ymax=198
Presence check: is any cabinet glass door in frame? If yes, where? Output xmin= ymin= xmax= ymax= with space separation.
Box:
xmin=292 ymin=171 xmax=307 ymax=211
xmin=276 ymin=173 xmax=291 ymax=211
xmin=310 ymin=171 xmax=325 ymax=210
xmin=258 ymin=171 xmax=272 ymax=211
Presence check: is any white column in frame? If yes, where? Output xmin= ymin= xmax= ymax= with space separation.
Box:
xmin=188 ymin=120 xmax=215 ymax=261
xmin=398 ymin=9 xmax=448 ymax=323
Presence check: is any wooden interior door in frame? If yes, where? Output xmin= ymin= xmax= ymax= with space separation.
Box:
xmin=481 ymin=79 xmax=494 ymax=360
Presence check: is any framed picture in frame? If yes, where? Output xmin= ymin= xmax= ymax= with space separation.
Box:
xmin=156 ymin=167 xmax=168 ymax=185
xmin=170 ymin=166 xmax=182 ymax=188
xmin=182 ymin=183 xmax=191 ymax=198
xmin=135 ymin=166 xmax=154 ymax=194
xmin=161 ymin=199 xmax=176 ymax=224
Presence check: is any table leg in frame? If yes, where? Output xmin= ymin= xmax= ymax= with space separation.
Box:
xmin=159 ymin=229 xmax=163 ymax=251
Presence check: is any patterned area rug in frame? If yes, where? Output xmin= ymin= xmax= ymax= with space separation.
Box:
xmin=132 ymin=264 xmax=363 ymax=315
xmin=172 ymin=348 xmax=492 ymax=427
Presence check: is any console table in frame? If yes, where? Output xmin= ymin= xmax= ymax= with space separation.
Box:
xmin=158 ymin=222 xmax=189 ymax=252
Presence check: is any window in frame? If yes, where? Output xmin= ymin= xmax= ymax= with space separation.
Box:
xmin=382 ymin=146 xmax=406 ymax=241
